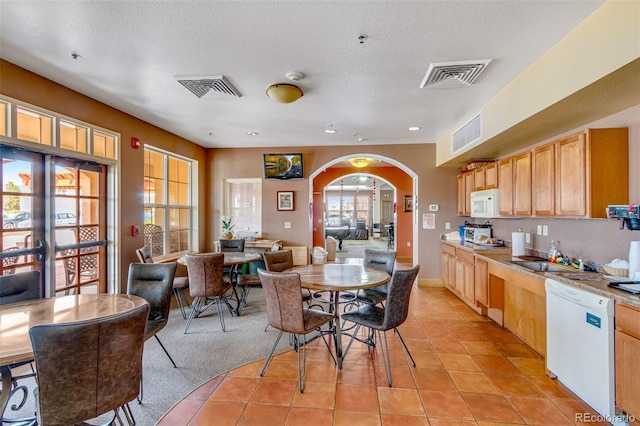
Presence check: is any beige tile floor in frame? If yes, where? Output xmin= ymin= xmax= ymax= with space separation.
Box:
xmin=158 ymin=282 xmax=609 ymax=425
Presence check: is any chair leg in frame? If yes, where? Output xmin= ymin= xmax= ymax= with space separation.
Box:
xmin=296 ymin=333 xmax=307 ymax=393
xmin=154 ymin=335 xmax=177 ymax=368
xmin=260 ymin=330 xmax=284 ymax=377
xmin=394 ymin=328 xmax=417 ymax=367
xmin=173 ymin=288 xmax=189 ymax=320
xmin=184 ymin=296 xmax=204 ymax=334
xmin=378 ymin=330 xmax=394 ymax=387
xmin=215 ymin=296 xmax=226 ymax=332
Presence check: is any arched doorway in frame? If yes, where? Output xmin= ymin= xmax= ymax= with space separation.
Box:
xmin=310 ymin=154 xmax=417 ymax=262
xmin=323 ymin=173 xmax=394 ymax=258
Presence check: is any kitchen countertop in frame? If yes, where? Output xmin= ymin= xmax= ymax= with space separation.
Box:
xmin=442 ymin=240 xmax=640 ymax=309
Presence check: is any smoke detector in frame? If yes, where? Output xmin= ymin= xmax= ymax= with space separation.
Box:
xmin=286 ymin=72 xmax=304 ymax=82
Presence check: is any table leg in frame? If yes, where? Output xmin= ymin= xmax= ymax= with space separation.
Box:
xmin=333 ymin=291 xmax=343 ymax=370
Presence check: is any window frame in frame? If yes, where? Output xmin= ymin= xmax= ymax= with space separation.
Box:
xmin=143 ymin=146 xmax=196 ymax=259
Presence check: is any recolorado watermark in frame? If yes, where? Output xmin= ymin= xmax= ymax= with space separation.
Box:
xmin=575 ymin=413 xmax=636 ymax=423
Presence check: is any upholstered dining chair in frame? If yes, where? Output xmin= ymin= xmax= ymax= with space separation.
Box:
xmin=136 ymin=246 xmax=190 ymax=319
xmin=353 ymin=249 xmax=397 ymax=306
xmin=127 ymin=262 xmax=177 ymax=401
xmin=219 ymin=238 xmax=246 ymax=284
xmin=29 ymin=302 xmax=149 ymax=426
xmin=258 ymin=269 xmax=335 ymax=393
xmin=183 ymin=253 xmax=234 ymax=333
xmin=341 ymin=264 xmax=420 ymax=387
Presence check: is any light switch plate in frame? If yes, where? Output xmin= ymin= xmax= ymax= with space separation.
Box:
xmin=543 ymin=225 xmax=548 ymax=236
xmin=445 ymin=222 xmax=451 ymax=230
xmin=429 ymin=204 xmax=439 ymax=211
xmin=284 ymin=222 xmax=291 ymax=229
xmin=525 ymin=233 xmax=531 ymax=243
xmin=537 ymin=225 xmax=542 ymax=235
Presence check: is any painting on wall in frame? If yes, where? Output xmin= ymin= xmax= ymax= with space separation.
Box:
xmin=404 ymin=195 xmax=413 ymax=212
xmin=277 ymin=191 xmax=294 ymax=211
xmin=263 ymin=153 xmax=304 ymax=180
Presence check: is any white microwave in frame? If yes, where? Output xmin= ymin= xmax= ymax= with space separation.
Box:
xmin=470 ymin=189 xmax=500 ymax=218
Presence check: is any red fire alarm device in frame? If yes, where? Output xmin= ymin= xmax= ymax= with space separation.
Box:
xmin=132 ymin=225 xmax=140 ymax=236
xmin=131 ymin=137 xmax=140 ymax=149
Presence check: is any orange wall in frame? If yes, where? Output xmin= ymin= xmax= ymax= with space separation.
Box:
xmin=312 ymin=167 xmax=412 ymax=258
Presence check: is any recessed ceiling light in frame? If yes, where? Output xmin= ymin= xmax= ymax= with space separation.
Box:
xmin=409 ymin=126 xmax=422 ymax=131
xmin=247 ymin=131 xmax=258 ymax=136
xmin=358 ymin=138 xmax=366 ymax=142
xmin=325 ymin=125 xmax=337 ymax=134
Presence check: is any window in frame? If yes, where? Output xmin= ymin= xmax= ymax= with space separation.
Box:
xmin=144 ymin=147 xmax=194 ymax=258
xmin=223 ymin=178 xmax=261 ymax=238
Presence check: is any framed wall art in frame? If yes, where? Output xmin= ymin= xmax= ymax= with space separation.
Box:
xmin=263 ymin=153 xmax=304 ymax=180
xmin=404 ymin=195 xmax=413 ymax=212
xmin=277 ymin=191 xmax=294 ymax=211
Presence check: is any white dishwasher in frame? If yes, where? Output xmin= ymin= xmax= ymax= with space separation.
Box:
xmin=545 ymin=278 xmax=627 ymax=426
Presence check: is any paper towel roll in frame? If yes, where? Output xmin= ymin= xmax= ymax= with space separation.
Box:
xmin=628 ymin=241 xmax=640 ymax=279
xmin=512 ymin=232 xmax=526 ymax=256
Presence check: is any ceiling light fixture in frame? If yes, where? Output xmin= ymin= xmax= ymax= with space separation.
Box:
xmin=409 ymin=126 xmax=422 ymax=131
xmin=266 ymin=72 xmax=304 ymax=104
xmin=349 ymin=158 xmax=372 ymax=168
xmin=247 ymin=131 xmax=258 ymax=136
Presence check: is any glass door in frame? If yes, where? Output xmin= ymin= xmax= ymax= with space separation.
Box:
xmin=53 ymin=158 xmax=107 ymax=295
xmin=0 ymin=147 xmax=107 ymax=296
xmin=1 ymin=149 xmax=45 ymax=282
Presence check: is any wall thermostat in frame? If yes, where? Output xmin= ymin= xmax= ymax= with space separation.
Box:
xmin=429 ymin=204 xmax=439 ymax=211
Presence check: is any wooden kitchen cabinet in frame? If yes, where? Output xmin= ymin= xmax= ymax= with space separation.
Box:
xmin=498 ymin=158 xmax=513 ymax=216
xmin=457 ymin=171 xmax=474 ymax=216
xmin=474 ymin=162 xmax=499 ymax=191
xmin=615 ymin=303 xmax=640 ymax=420
xmin=532 ymin=143 xmax=555 ymax=216
xmin=513 ymin=151 xmax=532 ymax=216
xmin=441 ymin=243 xmax=456 ymax=291
xmin=455 ymin=248 xmax=475 ymax=304
xmin=555 ymin=128 xmax=628 ymax=218
xmin=474 ymin=257 xmax=488 ymax=307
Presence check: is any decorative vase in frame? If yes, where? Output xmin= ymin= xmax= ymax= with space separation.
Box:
xmin=221 ymin=232 xmax=234 ymax=240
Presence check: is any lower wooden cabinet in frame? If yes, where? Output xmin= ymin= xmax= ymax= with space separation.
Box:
xmin=615 ymin=303 xmax=640 ymax=420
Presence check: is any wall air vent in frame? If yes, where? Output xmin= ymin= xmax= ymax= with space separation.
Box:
xmin=420 ymin=59 xmax=492 ymax=89
xmin=452 ymin=113 xmax=482 ymax=153
xmin=177 ymin=76 xmax=242 ymax=98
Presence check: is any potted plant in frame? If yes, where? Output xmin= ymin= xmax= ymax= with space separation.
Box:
xmin=221 ymin=216 xmax=235 ymax=239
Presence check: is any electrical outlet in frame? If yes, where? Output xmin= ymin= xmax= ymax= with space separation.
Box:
xmin=543 ymin=225 xmax=548 ymax=236
xmin=525 ymin=233 xmax=531 ymax=243
xmin=284 ymin=222 xmax=291 ymax=229
xmin=537 ymin=225 xmax=542 ymax=235
xmin=407 ymin=241 xmax=411 ymax=247
xmin=445 ymin=222 xmax=451 ymax=230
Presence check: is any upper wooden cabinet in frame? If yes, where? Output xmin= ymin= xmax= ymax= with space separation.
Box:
xmin=498 ymin=158 xmax=514 ymax=216
xmin=513 ymin=151 xmax=532 ymax=216
xmin=474 ymin=162 xmax=498 ymax=191
xmin=457 ymin=171 xmax=474 ymax=216
xmin=555 ymin=128 xmax=628 ymax=218
xmin=532 ymin=144 xmax=555 ymax=216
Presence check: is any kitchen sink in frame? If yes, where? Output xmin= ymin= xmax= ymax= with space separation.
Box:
xmin=509 ymin=260 xmax=575 ymax=272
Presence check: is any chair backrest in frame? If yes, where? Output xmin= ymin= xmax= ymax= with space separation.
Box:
xmin=135 ymin=246 xmax=154 ymax=263
xmin=184 ymin=253 xmax=227 ymax=298
xmin=127 ymin=263 xmax=176 ymax=331
xmin=29 ymin=303 xmax=149 ymax=425
xmin=144 ymin=224 xmax=164 ymax=257
xmin=258 ymin=269 xmax=305 ymax=334
xmin=0 ymin=270 xmax=41 ymax=305
xmin=2 ymin=246 xmax=20 ymax=275
xmin=271 ymin=242 xmax=282 ymax=252
xmin=219 ymin=239 xmax=245 ymax=252
xmin=355 ymin=219 xmax=367 ymax=230
xmin=382 ymin=265 xmax=420 ymax=331
xmin=263 ymin=249 xmax=294 ymax=272
xmin=363 ymin=249 xmax=397 ymax=276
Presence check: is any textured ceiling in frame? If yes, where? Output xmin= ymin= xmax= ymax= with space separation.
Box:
xmin=0 ymin=1 xmax=605 ymax=149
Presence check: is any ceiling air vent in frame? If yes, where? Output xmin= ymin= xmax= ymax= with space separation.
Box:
xmin=176 ymin=76 xmax=242 ymax=98
xmin=420 ymin=59 xmax=492 ymax=89
xmin=452 ymin=113 xmax=482 ymax=153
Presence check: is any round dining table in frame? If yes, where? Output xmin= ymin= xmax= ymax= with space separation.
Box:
xmin=0 ymin=293 xmax=148 ymax=422
xmin=290 ymin=264 xmax=390 ymax=369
